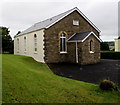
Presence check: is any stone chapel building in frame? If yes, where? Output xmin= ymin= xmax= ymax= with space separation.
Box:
xmin=14 ymin=7 xmax=102 ymax=65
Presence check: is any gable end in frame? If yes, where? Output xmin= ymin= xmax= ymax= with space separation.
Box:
xmin=46 ymin=7 xmax=100 ymax=33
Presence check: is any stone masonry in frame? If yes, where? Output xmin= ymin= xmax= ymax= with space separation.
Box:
xmin=44 ymin=10 xmax=100 ymax=65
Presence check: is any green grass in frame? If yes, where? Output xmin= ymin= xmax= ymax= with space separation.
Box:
xmin=2 ymin=54 xmax=120 ymax=103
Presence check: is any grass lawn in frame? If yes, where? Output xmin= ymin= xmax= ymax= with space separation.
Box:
xmin=2 ymin=54 xmax=120 ymax=103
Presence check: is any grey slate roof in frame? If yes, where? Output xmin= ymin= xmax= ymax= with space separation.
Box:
xmin=15 ymin=7 xmax=100 ymax=37
xmin=67 ymin=31 xmax=102 ymax=42
xmin=15 ymin=8 xmax=75 ymax=37
xmin=67 ymin=31 xmax=91 ymax=42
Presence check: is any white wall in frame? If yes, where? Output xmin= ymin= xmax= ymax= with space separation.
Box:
xmin=115 ymin=39 xmax=120 ymax=52
xmin=14 ymin=29 xmax=45 ymax=62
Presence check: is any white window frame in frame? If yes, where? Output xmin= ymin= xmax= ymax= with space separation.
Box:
xmin=89 ymin=40 xmax=94 ymax=53
xmin=17 ymin=38 xmax=19 ymax=51
xmin=60 ymin=33 xmax=67 ymax=54
xmin=73 ymin=20 xmax=79 ymax=26
xmin=24 ymin=37 xmax=27 ymax=52
xmin=34 ymin=34 xmax=37 ymax=52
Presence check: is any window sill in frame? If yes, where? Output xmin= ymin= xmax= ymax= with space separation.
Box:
xmin=73 ymin=24 xmax=79 ymax=26
xmin=60 ymin=52 xmax=67 ymax=54
xmin=89 ymin=51 xmax=94 ymax=53
xmin=34 ymin=51 xmax=38 ymax=54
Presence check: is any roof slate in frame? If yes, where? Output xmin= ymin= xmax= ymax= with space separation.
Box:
xmin=67 ymin=31 xmax=91 ymax=42
xmin=67 ymin=31 xmax=102 ymax=42
xmin=15 ymin=8 xmax=74 ymax=36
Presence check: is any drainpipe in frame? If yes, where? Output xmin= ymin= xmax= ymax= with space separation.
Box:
xmin=76 ymin=41 xmax=78 ymax=63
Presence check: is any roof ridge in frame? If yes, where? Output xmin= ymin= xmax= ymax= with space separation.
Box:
xmin=15 ymin=7 xmax=100 ymax=37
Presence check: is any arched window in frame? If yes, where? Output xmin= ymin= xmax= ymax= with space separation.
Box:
xmin=34 ymin=34 xmax=37 ymax=51
xmin=90 ymin=40 xmax=93 ymax=51
xmin=60 ymin=32 xmax=67 ymax=53
xmin=24 ymin=37 xmax=26 ymax=51
xmin=17 ymin=38 xmax=19 ymax=51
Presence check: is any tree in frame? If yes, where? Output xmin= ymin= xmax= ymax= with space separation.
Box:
xmin=0 ymin=27 xmax=14 ymax=54
xmin=100 ymin=42 xmax=110 ymax=51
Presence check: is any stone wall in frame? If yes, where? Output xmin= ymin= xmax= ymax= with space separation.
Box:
xmin=44 ymin=10 xmax=100 ymax=64
xmin=77 ymin=43 xmax=83 ymax=64
xmin=80 ymin=34 xmax=101 ymax=65
xmin=67 ymin=42 xmax=76 ymax=63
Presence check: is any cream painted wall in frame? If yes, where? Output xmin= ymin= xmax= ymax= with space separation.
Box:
xmin=115 ymin=39 xmax=120 ymax=52
xmin=14 ymin=29 xmax=45 ymax=62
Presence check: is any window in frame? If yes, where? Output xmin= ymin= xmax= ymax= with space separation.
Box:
xmin=90 ymin=40 xmax=94 ymax=53
xmin=73 ymin=20 xmax=79 ymax=26
xmin=17 ymin=38 xmax=19 ymax=51
xmin=34 ymin=34 xmax=37 ymax=52
xmin=24 ymin=37 xmax=26 ymax=51
xmin=60 ymin=32 xmax=67 ymax=53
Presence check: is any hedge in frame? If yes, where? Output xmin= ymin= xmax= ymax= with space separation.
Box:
xmin=101 ymin=51 xmax=120 ymax=60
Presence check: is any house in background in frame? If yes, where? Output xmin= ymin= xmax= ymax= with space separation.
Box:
xmin=115 ymin=36 xmax=120 ymax=52
xmin=14 ymin=7 xmax=102 ymax=65
xmin=109 ymin=45 xmax=115 ymax=51
xmin=106 ymin=41 xmax=115 ymax=51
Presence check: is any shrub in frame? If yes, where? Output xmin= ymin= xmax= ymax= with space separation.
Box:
xmin=101 ymin=51 xmax=120 ymax=60
xmin=99 ymin=79 xmax=119 ymax=91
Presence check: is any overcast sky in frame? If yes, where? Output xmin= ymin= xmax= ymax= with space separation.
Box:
xmin=0 ymin=0 xmax=119 ymax=41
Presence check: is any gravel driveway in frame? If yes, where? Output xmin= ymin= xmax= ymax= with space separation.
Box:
xmin=47 ymin=59 xmax=120 ymax=85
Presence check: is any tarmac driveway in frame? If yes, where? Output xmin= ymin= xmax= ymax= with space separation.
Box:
xmin=47 ymin=59 xmax=120 ymax=85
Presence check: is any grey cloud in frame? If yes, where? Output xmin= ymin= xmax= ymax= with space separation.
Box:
xmin=1 ymin=1 xmax=119 ymax=41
